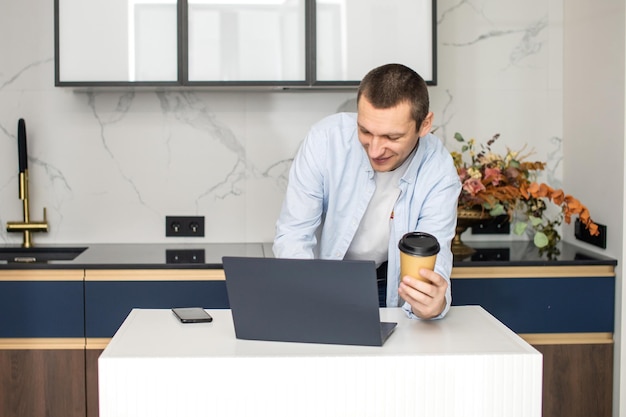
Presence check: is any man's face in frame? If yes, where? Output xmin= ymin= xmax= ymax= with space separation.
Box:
xmin=357 ymin=96 xmax=431 ymax=172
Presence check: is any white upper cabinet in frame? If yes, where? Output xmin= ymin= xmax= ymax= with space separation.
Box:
xmin=55 ymin=0 xmax=435 ymax=87
xmin=187 ymin=0 xmax=306 ymax=83
xmin=56 ymin=0 xmax=178 ymax=83
xmin=315 ymin=0 xmax=434 ymax=84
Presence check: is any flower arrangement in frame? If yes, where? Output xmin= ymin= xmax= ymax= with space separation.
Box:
xmin=450 ymin=132 xmax=599 ymax=250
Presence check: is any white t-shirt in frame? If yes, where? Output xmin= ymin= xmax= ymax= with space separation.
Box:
xmin=344 ymin=151 xmax=414 ymax=267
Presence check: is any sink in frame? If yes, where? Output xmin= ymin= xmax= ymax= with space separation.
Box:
xmin=0 ymin=246 xmax=88 ymax=263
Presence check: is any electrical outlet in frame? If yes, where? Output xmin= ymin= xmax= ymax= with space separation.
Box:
xmin=471 ymin=215 xmax=510 ymax=235
xmin=165 ymin=216 xmax=205 ymax=237
xmin=575 ymin=218 xmax=607 ymax=249
xmin=166 ymin=249 xmax=205 ymax=263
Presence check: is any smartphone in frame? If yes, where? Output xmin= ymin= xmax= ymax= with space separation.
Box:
xmin=172 ymin=307 xmax=213 ymax=323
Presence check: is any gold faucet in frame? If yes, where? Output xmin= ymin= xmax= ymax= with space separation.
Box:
xmin=6 ymin=169 xmax=48 ymax=248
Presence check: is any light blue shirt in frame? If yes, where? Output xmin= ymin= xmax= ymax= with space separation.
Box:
xmin=273 ymin=113 xmax=461 ymax=318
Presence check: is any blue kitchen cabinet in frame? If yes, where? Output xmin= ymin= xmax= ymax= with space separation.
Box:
xmin=84 ymin=269 xmax=229 ymax=338
xmin=0 ymin=270 xmax=85 ymax=338
xmin=451 ymin=275 xmax=614 ymax=334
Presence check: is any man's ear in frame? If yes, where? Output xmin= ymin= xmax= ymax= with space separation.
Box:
xmin=418 ymin=112 xmax=434 ymax=137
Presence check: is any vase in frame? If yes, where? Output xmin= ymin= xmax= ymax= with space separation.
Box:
xmin=452 ymin=207 xmax=492 ymax=258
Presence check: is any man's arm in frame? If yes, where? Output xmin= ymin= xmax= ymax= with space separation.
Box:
xmin=273 ymin=131 xmax=326 ymax=259
xmin=397 ymin=148 xmax=461 ymax=319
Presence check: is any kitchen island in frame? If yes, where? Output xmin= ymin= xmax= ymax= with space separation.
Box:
xmin=99 ymin=306 xmax=542 ymax=417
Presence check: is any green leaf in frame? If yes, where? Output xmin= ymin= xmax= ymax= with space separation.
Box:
xmin=529 ymin=216 xmax=543 ymax=227
xmin=461 ymin=145 xmax=469 ymax=152
xmin=454 ymin=132 xmax=464 ymax=142
xmin=534 ymin=232 xmax=549 ymax=248
xmin=488 ymin=204 xmax=505 ymax=216
xmin=513 ymin=222 xmax=527 ymax=235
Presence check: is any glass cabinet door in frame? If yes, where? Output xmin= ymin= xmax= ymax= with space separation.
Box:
xmin=315 ymin=0 xmax=435 ymax=84
xmin=57 ymin=0 xmax=178 ymax=83
xmin=187 ymin=0 xmax=306 ymax=83
xmin=55 ymin=0 xmax=434 ymax=86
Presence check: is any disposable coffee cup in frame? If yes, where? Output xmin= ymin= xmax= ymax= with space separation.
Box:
xmin=398 ymin=232 xmax=440 ymax=283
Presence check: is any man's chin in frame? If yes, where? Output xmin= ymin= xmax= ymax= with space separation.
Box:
xmin=371 ymin=159 xmax=398 ymax=172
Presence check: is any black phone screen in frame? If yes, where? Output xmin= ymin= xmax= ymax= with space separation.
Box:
xmin=172 ymin=307 xmax=213 ymax=323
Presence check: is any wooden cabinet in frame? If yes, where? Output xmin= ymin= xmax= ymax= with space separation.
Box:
xmin=0 ymin=349 xmax=86 ymax=417
xmin=0 ymin=270 xmax=85 ymax=417
xmin=535 ymin=342 xmax=613 ymax=417
xmin=451 ymin=264 xmax=615 ymax=417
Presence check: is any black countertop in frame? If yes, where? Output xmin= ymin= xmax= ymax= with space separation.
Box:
xmin=0 ymin=241 xmax=616 ymax=270
xmin=453 ymin=240 xmax=617 ymax=267
xmin=0 ymin=243 xmax=272 ymax=270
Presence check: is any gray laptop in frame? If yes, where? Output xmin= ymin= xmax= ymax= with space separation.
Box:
xmin=222 ymin=256 xmax=397 ymax=347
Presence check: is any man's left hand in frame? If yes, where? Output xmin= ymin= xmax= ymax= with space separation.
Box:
xmin=398 ymin=268 xmax=448 ymax=319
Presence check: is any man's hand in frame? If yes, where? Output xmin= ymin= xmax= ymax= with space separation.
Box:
xmin=398 ymin=268 xmax=448 ymax=319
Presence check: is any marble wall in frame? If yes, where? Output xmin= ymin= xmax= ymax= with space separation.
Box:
xmin=0 ymin=0 xmax=563 ymax=245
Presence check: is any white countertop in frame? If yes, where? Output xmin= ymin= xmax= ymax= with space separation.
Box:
xmin=101 ymin=306 xmax=538 ymax=358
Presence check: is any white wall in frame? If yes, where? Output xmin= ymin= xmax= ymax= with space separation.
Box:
xmin=0 ymin=0 xmax=566 ymax=245
xmin=562 ymin=1 xmax=625 ymax=415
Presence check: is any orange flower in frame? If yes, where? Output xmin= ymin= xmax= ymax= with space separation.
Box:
xmin=525 ymin=185 xmax=599 ymax=236
xmin=551 ymin=189 xmax=565 ymax=205
xmin=533 ymin=183 xmax=550 ymax=198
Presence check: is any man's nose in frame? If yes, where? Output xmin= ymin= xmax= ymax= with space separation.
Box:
xmin=368 ymin=136 xmax=386 ymax=158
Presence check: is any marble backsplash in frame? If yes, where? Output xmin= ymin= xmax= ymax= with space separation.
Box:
xmin=0 ymin=0 xmax=562 ymax=245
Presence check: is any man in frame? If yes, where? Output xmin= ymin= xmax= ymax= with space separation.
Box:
xmin=273 ymin=63 xmax=461 ymax=319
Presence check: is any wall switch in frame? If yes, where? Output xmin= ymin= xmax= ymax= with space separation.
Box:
xmin=574 ymin=218 xmax=607 ymax=249
xmin=165 ymin=216 xmax=205 ymax=237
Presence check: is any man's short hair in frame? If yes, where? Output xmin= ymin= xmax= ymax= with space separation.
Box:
xmin=357 ymin=63 xmax=430 ymax=129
